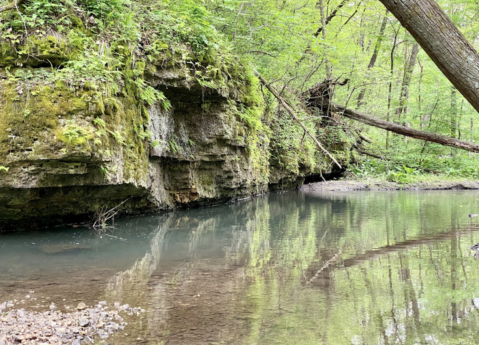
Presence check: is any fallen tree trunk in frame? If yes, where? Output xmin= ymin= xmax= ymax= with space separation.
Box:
xmin=254 ymin=70 xmax=342 ymax=169
xmin=331 ymin=103 xmax=479 ymax=153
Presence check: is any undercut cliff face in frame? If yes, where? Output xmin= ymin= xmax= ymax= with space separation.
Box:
xmin=0 ymin=35 xmax=349 ymax=231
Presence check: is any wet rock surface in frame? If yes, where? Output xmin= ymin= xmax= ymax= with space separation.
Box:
xmin=0 ymin=299 xmax=144 ymax=344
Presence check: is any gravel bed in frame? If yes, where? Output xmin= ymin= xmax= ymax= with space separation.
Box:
xmin=0 ymin=299 xmax=144 ymax=344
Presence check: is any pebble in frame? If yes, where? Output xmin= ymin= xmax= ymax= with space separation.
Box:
xmin=0 ymin=300 xmax=144 ymax=344
xmin=78 ymin=318 xmax=90 ymax=327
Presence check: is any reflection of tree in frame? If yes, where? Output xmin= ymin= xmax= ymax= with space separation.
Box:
xmin=341 ymin=225 xmax=479 ymax=270
xmin=101 ymin=191 xmax=479 ymax=344
xmin=244 ymin=192 xmax=479 ymax=345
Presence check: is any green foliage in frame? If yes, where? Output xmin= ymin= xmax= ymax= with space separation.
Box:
xmin=19 ymin=0 xmax=71 ymax=29
xmin=150 ymin=139 xmax=162 ymax=148
xmin=60 ymin=120 xmax=92 ymax=146
xmin=3 ymin=0 xmax=476 ymax=181
xmin=386 ymin=166 xmax=419 ymax=184
xmin=99 ymin=164 xmax=109 ymax=175
xmin=202 ymin=0 xmax=479 ymax=179
xmin=78 ymin=0 xmax=128 ymax=19
xmin=168 ymin=136 xmax=180 ymax=154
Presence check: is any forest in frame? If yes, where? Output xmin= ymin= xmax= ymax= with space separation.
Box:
xmin=1 ymin=0 xmax=479 ymax=186
xmin=202 ymin=0 xmax=479 ymax=182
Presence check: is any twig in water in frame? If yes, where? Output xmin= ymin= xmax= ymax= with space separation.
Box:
xmin=93 ymin=198 xmax=130 ymax=229
xmin=307 ymin=251 xmax=341 ymax=285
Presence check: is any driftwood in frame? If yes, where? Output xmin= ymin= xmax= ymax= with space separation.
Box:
xmin=93 ymin=198 xmax=130 ymax=229
xmin=254 ymin=70 xmax=342 ymax=169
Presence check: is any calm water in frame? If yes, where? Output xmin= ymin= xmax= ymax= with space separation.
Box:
xmin=2 ymin=190 xmax=479 ymax=344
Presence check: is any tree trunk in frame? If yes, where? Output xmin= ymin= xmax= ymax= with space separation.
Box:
xmin=450 ymin=87 xmax=457 ymax=138
xmin=318 ymin=0 xmax=332 ymax=77
xmin=356 ymin=11 xmax=389 ymax=108
xmin=417 ymin=58 xmax=423 ymax=113
xmin=314 ymin=0 xmax=348 ymax=37
xmin=378 ymin=0 xmax=479 ymax=114
xmin=396 ymin=43 xmax=419 ymax=119
xmin=331 ymin=103 xmax=479 ymax=153
xmin=386 ymin=28 xmax=400 ymax=149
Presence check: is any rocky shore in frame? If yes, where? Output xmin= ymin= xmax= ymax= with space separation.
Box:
xmin=0 ymin=299 xmax=144 ymax=344
xmin=301 ymin=180 xmax=479 ymax=192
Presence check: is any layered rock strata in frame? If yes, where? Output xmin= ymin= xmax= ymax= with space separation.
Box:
xmin=0 ymin=43 xmax=346 ymax=230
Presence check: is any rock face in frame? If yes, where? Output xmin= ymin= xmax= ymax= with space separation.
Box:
xmin=145 ymin=64 xmax=270 ymax=207
xmin=0 ymin=50 xmax=345 ymax=231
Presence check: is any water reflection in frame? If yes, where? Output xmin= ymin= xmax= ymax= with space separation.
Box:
xmin=2 ymin=191 xmax=479 ymax=344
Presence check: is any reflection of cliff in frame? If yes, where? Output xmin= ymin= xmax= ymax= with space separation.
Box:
xmin=105 ymin=216 xmax=170 ymax=341
xmin=106 ymin=222 xmax=167 ymax=297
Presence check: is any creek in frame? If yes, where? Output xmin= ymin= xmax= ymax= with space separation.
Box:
xmin=2 ymin=190 xmax=479 ymax=344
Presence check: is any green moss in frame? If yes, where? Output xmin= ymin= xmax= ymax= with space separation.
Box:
xmin=57 ymin=121 xmax=93 ymax=149
xmin=0 ymin=81 xmax=85 ymax=160
xmin=0 ymin=33 xmax=74 ymax=68
xmin=69 ymin=16 xmax=86 ymax=32
xmin=20 ymin=34 xmax=71 ymax=66
xmin=0 ymin=41 xmax=16 ymax=67
xmin=135 ymin=61 xmax=146 ymax=76
xmin=1 ymin=72 xmax=150 ymax=185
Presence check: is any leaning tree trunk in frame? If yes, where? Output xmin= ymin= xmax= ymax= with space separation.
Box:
xmin=378 ymin=0 xmax=479 ymax=114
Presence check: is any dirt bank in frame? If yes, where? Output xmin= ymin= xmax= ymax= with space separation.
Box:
xmin=301 ymin=180 xmax=479 ymax=192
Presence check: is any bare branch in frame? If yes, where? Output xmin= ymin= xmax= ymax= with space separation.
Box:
xmin=255 ymin=69 xmax=342 ymax=169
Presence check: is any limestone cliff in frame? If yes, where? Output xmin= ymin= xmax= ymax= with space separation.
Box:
xmin=0 ymin=3 xmax=351 ymax=230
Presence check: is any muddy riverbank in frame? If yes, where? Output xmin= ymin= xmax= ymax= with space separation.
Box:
xmin=301 ymin=180 xmax=479 ymax=192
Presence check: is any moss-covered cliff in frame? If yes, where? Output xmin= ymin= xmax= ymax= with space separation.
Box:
xmin=0 ymin=0 xmax=352 ymax=230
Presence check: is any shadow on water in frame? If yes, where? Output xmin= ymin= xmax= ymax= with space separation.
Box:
xmin=2 ymin=190 xmax=479 ymax=343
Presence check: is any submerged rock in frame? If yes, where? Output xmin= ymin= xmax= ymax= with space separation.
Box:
xmin=76 ymin=303 xmax=87 ymax=311
xmin=40 ymin=244 xmax=91 ymax=255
